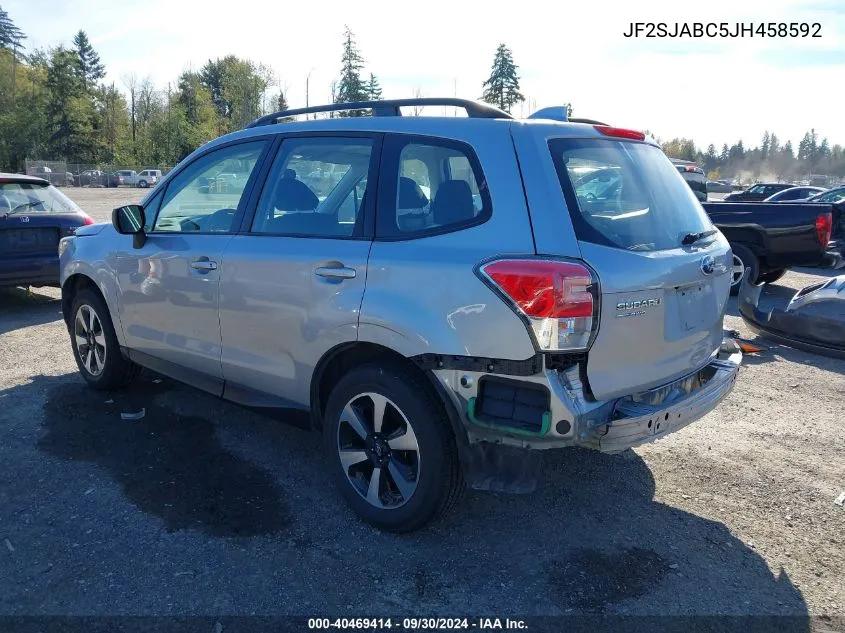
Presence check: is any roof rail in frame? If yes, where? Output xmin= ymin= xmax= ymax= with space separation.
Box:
xmin=244 ymin=98 xmax=513 ymax=128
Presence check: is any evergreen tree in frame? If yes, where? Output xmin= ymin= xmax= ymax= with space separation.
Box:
xmin=782 ymin=140 xmax=794 ymax=159
xmin=720 ymin=143 xmax=729 ymax=163
xmin=481 ymin=43 xmax=524 ymax=113
xmin=72 ymin=30 xmax=105 ymax=88
xmin=277 ymin=89 xmax=288 ymax=111
xmin=46 ymin=46 xmax=93 ymax=161
xmin=0 ymin=5 xmax=26 ymax=54
xmin=366 ymin=73 xmax=382 ymax=100
xmin=335 ymin=26 xmax=368 ymax=116
xmin=769 ymin=133 xmax=780 ymax=154
xmin=760 ymin=131 xmax=770 ymax=161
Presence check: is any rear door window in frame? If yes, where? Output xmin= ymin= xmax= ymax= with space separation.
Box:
xmin=550 ymin=138 xmax=712 ymax=252
xmin=377 ymin=135 xmax=491 ymax=239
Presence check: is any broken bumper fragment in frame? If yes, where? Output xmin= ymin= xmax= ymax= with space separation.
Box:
xmin=583 ymin=345 xmax=742 ymax=453
xmin=738 ymin=271 xmax=845 ymax=360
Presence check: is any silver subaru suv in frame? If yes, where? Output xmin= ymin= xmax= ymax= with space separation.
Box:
xmin=59 ymin=98 xmax=741 ymax=532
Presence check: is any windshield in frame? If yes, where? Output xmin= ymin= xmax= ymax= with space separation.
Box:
xmin=815 ymin=189 xmax=845 ymax=203
xmin=0 ymin=181 xmax=81 ymax=215
xmin=550 ymin=138 xmax=712 ymax=252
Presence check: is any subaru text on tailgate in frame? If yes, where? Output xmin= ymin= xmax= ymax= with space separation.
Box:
xmin=58 ymin=98 xmax=741 ymax=532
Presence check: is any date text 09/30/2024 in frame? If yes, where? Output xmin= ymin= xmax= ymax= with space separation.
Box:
xmin=308 ymin=618 xmax=528 ymax=630
xmin=623 ymin=22 xmax=822 ymax=38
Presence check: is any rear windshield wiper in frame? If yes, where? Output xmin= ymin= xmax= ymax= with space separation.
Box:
xmin=2 ymin=200 xmax=46 ymax=218
xmin=681 ymin=229 xmax=718 ymax=245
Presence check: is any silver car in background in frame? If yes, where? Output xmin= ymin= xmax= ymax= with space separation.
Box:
xmin=59 ymin=98 xmax=741 ymax=532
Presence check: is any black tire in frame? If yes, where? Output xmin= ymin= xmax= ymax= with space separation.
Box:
xmin=69 ymin=288 xmax=140 ymax=390
xmin=323 ymin=361 xmax=465 ymax=532
xmin=138 ymin=180 xmax=148 ymax=188
xmin=758 ymin=268 xmax=787 ymax=284
xmin=729 ymin=243 xmax=760 ymax=296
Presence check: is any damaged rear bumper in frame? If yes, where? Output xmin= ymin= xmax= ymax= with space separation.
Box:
xmin=738 ymin=270 xmax=845 ymax=359
xmin=579 ymin=345 xmax=742 ymax=453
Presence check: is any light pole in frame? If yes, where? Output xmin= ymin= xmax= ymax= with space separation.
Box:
xmin=306 ymin=67 xmax=315 ymax=119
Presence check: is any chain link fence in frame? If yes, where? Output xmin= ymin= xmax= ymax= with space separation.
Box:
xmin=24 ymin=160 xmax=172 ymax=188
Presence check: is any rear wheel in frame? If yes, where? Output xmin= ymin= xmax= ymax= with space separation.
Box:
xmin=729 ymin=243 xmax=759 ymax=296
xmin=70 ymin=289 xmax=140 ymax=389
xmin=138 ymin=180 xmax=148 ymax=188
xmin=758 ymin=268 xmax=787 ymax=284
xmin=323 ymin=362 xmax=464 ymax=532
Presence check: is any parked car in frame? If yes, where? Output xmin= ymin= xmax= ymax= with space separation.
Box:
xmin=76 ymin=170 xmax=109 ymax=187
xmin=113 ymin=170 xmax=139 ymax=187
xmin=26 ymin=165 xmax=74 ymax=187
xmin=723 ymin=182 xmax=794 ymax=202
xmin=137 ymin=169 xmax=163 ymax=188
xmin=706 ymin=180 xmax=733 ymax=193
xmin=670 ymin=159 xmax=707 ymax=202
xmin=801 ymin=187 xmax=845 ymax=260
xmin=763 ymin=186 xmax=826 ymax=202
xmin=58 ymin=98 xmax=741 ymax=532
xmin=0 ymin=173 xmax=94 ymax=287
xmin=703 ymin=201 xmax=840 ymax=294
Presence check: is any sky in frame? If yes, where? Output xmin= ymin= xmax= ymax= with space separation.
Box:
xmin=5 ymin=0 xmax=845 ymax=150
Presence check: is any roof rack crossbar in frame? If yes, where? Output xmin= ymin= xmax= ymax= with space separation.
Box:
xmin=245 ymin=98 xmax=513 ymax=128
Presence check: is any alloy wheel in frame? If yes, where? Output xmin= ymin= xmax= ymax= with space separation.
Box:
xmin=731 ymin=254 xmax=745 ymax=287
xmin=74 ymin=304 xmax=107 ymax=376
xmin=336 ymin=392 xmax=420 ymax=509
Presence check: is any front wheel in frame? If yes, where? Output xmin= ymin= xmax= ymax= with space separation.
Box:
xmin=69 ymin=289 xmax=140 ymax=389
xmin=323 ymin=362 xmax=464 ymax=532
xmin=138 ymin=180 xmax=148 ymax=188
xmin=729 ymin=244 xmax=760 ymax=296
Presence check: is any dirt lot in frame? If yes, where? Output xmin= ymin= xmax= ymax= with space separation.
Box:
xmin=0 ymin=188 xmax=843 ymax=623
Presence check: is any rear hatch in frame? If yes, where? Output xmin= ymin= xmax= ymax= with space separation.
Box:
xmin=0 ymin=179 xmax=87 ymax=259
xmin=547 ymin=135 xmax=732 ymax=401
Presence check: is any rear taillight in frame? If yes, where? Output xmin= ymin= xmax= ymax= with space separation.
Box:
xmin=81 ymin=213 xmax=95 ymax=225
xmin=479 ymin=259 xmax=598 ymax=352
xmin=594 ymin=125 xmax=646 ymax=141
xmin=816 ymin=212 xmax=832 ymax=247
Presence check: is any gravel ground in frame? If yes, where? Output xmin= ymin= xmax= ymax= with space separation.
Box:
xmin=0 ymin=189 xmax=843 ymax=624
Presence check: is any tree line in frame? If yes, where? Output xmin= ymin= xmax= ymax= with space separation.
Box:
xmin=2 ymin=4 xmax=840 ymax=181
xmin=658 ymin=130 xmax=845 ymax=183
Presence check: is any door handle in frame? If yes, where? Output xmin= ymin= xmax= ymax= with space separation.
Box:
xmin=315 ymin=266 xmax=356 ymax=280
xmin=191 ymin=259 xmax=218 ymax=271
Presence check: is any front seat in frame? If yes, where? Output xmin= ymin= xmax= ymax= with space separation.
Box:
xmin=431 ymin=180 xmax=475 ymax=226
xmin=396 ymin=176 xmax=430 ymax=231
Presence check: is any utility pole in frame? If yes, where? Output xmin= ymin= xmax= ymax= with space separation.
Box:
xmin=306 ymin=67 xmax=315 ymax=119
xmin=167 ymin=82 xmax=172 ymax=165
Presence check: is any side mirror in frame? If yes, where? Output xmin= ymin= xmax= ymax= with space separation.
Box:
xmin=112 ymin=204 xmax=147 ymax=248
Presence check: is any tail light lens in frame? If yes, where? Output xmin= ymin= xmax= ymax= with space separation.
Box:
xmin=816 ymin=212 xmax=832 ymax=247
xmin=479 ymin=259 xmax=598 ymax=351
xmin=594 ymin=125 xmax=646 ymax=141
xmin=81 ymin=213 xmax=95 ymax=225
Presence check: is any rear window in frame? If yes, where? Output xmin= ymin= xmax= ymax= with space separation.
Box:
xmin=0 ymin=182 xmax=81 ymax=215
xmin=550 ymin=139 xmax=712 ymax=252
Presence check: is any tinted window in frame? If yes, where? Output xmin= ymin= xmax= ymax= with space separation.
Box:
xmin=550 ymin=139 xmax=712 ymax=252
xmin=378 ymin=137 xmax=490 ymax=238
xmin=0 ymin=182 xmax=81 ymax=214
xmin=251 ymin=137 xmax=374 ymax=237
xmin=152 ymin=141 xmax=266 ymax=233
xmin=819 ymin=190 xmax=845 ymax=203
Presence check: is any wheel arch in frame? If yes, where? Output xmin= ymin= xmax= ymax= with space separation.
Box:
xmin=61 ymin=274 xmax=123 ymax=347
xmin=310 ymin=341 xmax=468 ymax=447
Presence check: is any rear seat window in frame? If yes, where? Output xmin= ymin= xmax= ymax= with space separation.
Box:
xmin=377 ymin=136 xmax=490 ymax=239
xmin=550 ymin=138 xmax=712 ymax=252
